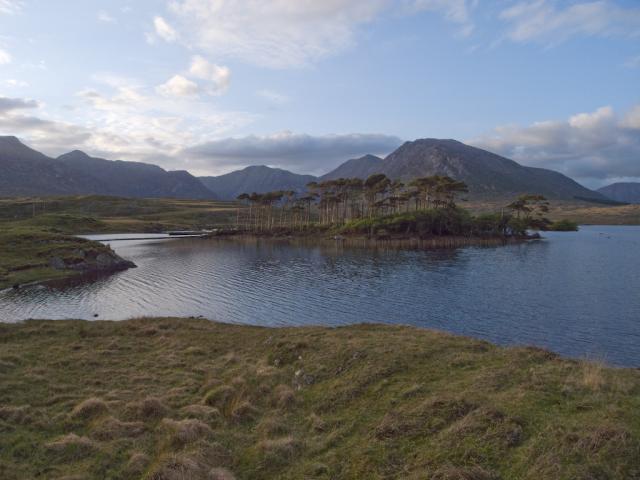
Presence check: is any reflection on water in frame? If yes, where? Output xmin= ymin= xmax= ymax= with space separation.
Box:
xmin=1 ymin=226 xmax=640 ymax=366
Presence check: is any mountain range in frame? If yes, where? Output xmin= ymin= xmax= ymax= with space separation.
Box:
xmin=0 ymin=135 xmax=609 ymax=202
xmin=0 ymin=136 xmax=215 ymax=199
xmin=597 ymin=183 xmax=640 ymax=204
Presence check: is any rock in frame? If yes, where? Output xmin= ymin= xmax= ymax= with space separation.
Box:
xmin=49 ymin=256 xmax=66 ymax=270
xmin=89 ymin=252 xmax=136 ymax=272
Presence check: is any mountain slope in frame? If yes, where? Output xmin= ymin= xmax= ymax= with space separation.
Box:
xmin=322 ymin=139 xmax=601 ymax=200
xmin=199 ymin=165 xmax=317 ymax=200
xmin=0 ymin=136 xmax=216 ymax=199
xmin=321 ymin=154 xmax=383 ymax=181
xmin=0 ymin=137 xmax=104 ymax=196
xmin=57 ymin=150 xmax=216 ymax=199
xmin=597 ymin=183 xmax=640 ymax=204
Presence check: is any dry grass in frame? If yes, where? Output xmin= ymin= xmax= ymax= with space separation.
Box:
xmin=70 ymin=397 xmax=108 ymax=420
xmin=1 ymin=318 xmax=640 ymax=480
xmin=161 ymin=418 xmax=213 ymax=446
xmin=45 ymin=433 xmax=97 ymax=460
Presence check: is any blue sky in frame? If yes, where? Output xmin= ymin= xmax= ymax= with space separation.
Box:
xmin=0 ymin=0 xmax=639 ymax=186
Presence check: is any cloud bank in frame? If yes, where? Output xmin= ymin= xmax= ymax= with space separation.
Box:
xmin=183 ymin=132 xmax=403 ymax=174
xmin=471 ymin=104 xmax=640 ymax=186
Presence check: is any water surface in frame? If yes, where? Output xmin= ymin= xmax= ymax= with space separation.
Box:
xmin=1 ymin=226 xmax=639 ymax=366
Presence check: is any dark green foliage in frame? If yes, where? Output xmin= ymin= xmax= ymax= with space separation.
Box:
xmin=549 ymin=219 xmax=579 ymax=231
xmin=339 ymin=208 xmax=517 ymax=238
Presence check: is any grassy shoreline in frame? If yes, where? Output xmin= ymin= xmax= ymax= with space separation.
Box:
xmin=1 ymin=318 xmax=639 ymax=479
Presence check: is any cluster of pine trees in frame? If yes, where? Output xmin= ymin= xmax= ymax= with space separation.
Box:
xmin=235 ymin=174 xmax=469 ymax=231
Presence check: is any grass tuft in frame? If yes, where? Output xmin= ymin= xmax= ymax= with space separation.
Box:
xmin=70 ymin=397 xmax=108 ymax=420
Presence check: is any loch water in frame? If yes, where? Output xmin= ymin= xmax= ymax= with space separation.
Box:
xmin=1 ymin=226 xmax=639 ymax=366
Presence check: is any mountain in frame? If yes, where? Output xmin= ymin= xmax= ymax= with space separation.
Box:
xmin=0 ymin=137 xmax=105 ymax=196
xmin=1 ymin=135 xmax=606 ymax=202
xmin=323 ymin=138 xmax=605 ymax=201
xmin=199 ymin=165 xmax=317 ymax=200
xmin=57 ymin=150 xmax=215 ymax=199
xmin=597 ymin=183 xmax=640 ymax=204
xmin=320 ymin=154 xmax=383 ymax=181
xmin=0 ymin=136 xmax=216 ymax=199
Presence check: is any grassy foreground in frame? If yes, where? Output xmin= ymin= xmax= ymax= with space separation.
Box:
xmin=1 ymin=319 xmax=639 ymax=479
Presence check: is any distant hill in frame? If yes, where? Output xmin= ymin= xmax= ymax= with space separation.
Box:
xmin=0 ymin=137 xmax=104 ymax=196
xmin=0 ymin=136 xmax=216 ymax=199
xmin=57 ymin=150 xmax=215 ymax=199
xmin=597 ymin=183 xmax=640 ymax=204
xmin=321 ymin=139 xmax=605 ymax=201
xmin=320 ymin=154 xmax=383 ymax=181
xmin=199 ymin=165 xmax=317 ymax=200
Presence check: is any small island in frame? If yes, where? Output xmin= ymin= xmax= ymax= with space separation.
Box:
xmin=231 ymin=174 xmax=578 ymax=243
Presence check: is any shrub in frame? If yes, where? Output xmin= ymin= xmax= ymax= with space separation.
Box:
xmin=549 ymin=219 xmax=579 ymax=231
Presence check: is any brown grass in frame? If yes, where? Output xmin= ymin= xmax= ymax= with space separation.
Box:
xmin=45 ymin=433 xmax=97 ymax=460
xmin=70 ymin=397 xmax=108 ymax=420
xmin=2 ymin=318 xmax=640 ymax=479
xmin=90 ymin=416 xmax=145 ymax=440
xmin=161 ymin=418 xmax=214 ymax=446
xmin=124 ymin=396 xmax=169 ymax=420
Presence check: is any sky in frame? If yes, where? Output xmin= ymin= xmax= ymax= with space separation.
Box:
xmin=0 ymin=0 xmax=639 ymax=187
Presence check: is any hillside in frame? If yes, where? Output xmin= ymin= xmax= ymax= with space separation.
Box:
xmin=598 ymin=182 xmax=640 ymax=204
xmin=320 ymin=154 xmax=383 ymax=181
xmin=57 ymin=150 xmax=216 ymax=200
xmin=200 ymin=165 xmax=317 ymax=200
xmin=361 ymin=139 xmax=603 ymax=200
xmin=0 ymin=137 xmax=104 ymax=196
xmin=0 ymin=137 xmax=216 ymax=199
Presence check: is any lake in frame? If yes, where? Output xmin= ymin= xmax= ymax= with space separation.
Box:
xmin=1 ymin=226 xmax=639 ymax=366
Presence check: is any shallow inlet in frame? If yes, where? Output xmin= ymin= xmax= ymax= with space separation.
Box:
xmin=1 ymin=226 xmax=639 ymax=366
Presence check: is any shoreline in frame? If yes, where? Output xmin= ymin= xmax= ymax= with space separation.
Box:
xmin=0 ymin=230 xmax=537 ymax=292
xmin=1 ymin=315 xmax=627 ymax=369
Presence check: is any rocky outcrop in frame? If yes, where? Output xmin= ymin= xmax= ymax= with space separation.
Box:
xmin=48 ymin=248 xmax=135 ymax=274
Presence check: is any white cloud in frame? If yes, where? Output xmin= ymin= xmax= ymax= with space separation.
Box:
xmin=183 ymin=131 xmax=403 ymax=174
xmin=189 ymin=55 xmax=231 ymax=94
xmin=471 ymin=104 xmax=640 ymax=185
xmin=622 ymin=105 xmax=640 ymax=130
xmin=97 ymin=10 xmax=116 ymax=23
xmin=156 ymin=74 xmax=200 ymax=97
xmin=0 ymin=48 xmax=11 ymax=65
xmin=500 ymin=0 xmax=640 ymax=45
xmin=0 ymin=0 xmax=22 ymax=15
xmin=5 ymin=79 xmax=29 ymax=87
xmin=153 ymin=15 xmax=178 ymax=42
xmin=166 ymin=0 xmax=475 ymax=68
xmin=0 ymin=81 xmax=256 ymax=171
